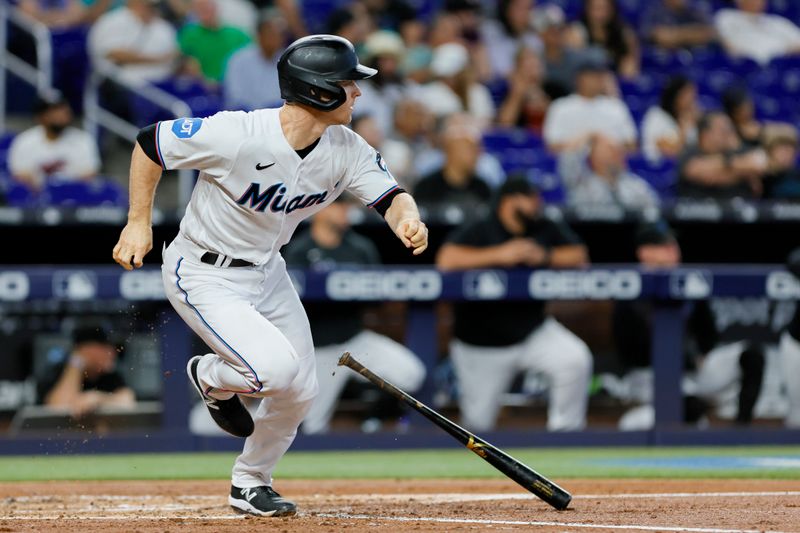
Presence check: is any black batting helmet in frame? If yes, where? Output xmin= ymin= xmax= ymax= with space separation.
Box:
xmin=278 ymin=34 xmax=377 ymax=111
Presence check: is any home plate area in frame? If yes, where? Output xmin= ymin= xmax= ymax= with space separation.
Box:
xmin=0 ymin=479 xmax=798 ymax=532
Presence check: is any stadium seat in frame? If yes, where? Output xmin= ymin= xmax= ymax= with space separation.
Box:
xmin=129 ymin=78 xmax=224 ymax=127
xmin=43 ymin=180 xmax=127 ymax=207
xmin=628 ymin=156 xmax=677 ymax=199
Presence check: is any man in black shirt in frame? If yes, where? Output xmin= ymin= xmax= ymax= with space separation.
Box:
xmin=37 ymin=326 xmax=135 ymax=418
xmin=413 ymin=114 xmax=492 ymax=211
xmin=436 ymin=178 xmax=592 ymax=431
xmin=283 ymin=197 xmax=426 ymax=434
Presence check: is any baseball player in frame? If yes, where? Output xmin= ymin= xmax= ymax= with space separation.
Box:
xmin=111 ymin=35 xmax=428 ymax=517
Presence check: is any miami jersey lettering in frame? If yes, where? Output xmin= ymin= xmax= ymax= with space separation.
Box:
xmin=155 ymin=109 xmax=398 ymax=266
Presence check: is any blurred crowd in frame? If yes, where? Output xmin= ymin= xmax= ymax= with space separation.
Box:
xmin=4 ymin=0 xmax=800 ymax=208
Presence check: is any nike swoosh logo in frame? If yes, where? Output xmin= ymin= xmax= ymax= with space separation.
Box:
xmin=256 ymin=162 xmax=275 ymax=171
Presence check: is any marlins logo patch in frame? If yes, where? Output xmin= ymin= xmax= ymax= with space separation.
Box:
xmin=375 ymin=151 xmax=388 ymax=172
xmin=172 ymin=117 xmax=203 ymax=139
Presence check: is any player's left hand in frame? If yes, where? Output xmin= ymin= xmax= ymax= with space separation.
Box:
xmin=396 ymin=218 xmax=428 ymax=256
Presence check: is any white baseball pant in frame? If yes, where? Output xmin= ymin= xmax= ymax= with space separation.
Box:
xmin=779 ymin=332 xmax=800 ymax=428
xmin=302 ymin=330 xmax=426 ymax=434
xmin=450 ymin=317 xmax=593 ymax=432
xmin=162 ymin=237 xmax=318 ymax=488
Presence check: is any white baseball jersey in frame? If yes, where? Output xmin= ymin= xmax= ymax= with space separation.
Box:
xmin=155 ymin=109 xmax=400 ymax=264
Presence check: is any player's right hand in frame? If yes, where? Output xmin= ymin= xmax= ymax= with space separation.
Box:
xmin=112 ymin=221 xmax=153 ymax=270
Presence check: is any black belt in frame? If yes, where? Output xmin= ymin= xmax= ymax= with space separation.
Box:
xmin=200 ymin=252 xmax=254 ymax=268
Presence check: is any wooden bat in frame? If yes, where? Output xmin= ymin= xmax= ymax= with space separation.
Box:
xmin=338 ymin=352 xmax=572 ymax=510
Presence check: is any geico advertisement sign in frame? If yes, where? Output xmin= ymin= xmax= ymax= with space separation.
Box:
xmin=0 ymin=272 xmax=29 ymax=301
xmin=529 ymin=270 xmax=641 ymax=299
xmin=326 ymin=270 xmax=441 ymax=300
xmin=766 ymin=271 xmax=800 ymax=299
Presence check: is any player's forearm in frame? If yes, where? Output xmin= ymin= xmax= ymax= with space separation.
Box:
xmin=549 ymin=245 xmax=590 ymax=268
xmin=44 ymin=366 xmax=84 ymax=408
xmin=436 ymin=244 xmax=507 ymax=271
xmin=384 ymin=192 xmax=421 ymax=233
xmin=98 ymin=388 xmax=136 ymax=408
xmin=127 ymin=143 xmax=163 ymax=225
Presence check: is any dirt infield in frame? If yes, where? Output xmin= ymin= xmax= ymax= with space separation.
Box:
xmin=0 ymin=478 xmax=798 ymax=532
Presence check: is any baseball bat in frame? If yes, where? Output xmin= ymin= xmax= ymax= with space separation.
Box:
xmin=338 ymin=352 xmax=572 ymax=510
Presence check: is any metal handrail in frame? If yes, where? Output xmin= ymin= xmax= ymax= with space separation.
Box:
xmin=0 ymin=2 xmax=56 ymax=133
xmin=83 ymin=65 xmax=195 ymax=207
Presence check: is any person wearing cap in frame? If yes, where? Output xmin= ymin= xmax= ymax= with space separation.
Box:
xmin=8 ymin=96 xmax=101 ymax=192
xmin=283 ymin=196 xmax=426 ymax=435
xmin=88 ymin=0 xmax=179 ymax=84
xmin=223 ymin=8 xmax=288 ymax=111
xmin=436 ymin=177 xmax=592 ymax=432
xmin=567 ymin=134 xmax=660 ymax=210
xmin=37 ymin=327 xmax=136 ymax=418
xmin=543 ymin=47 xmax=637 ymax=182
xmin=763 ymin=124 xmax=800 ymax=200
xmin=535 ymin=3 xmax=584 ymax=97
xmin=418 ymin=42 xmax=495 ymax=129
xmin=356 ymin=30 xmax=410 ymax=137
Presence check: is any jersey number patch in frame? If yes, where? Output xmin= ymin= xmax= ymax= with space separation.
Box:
xmin=172 ymin=117 xmax=203 ymax=139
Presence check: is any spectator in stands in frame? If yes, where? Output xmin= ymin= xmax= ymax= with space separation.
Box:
xmin=352 ymin=114 xmax=414 ymax=190
xmin=386 ymin=98 xmax=435 ymax=189
xmin=567 ymin=135 xmax=660 ymax=210
xmin=223 ymin=8 xmax=287 ymax=111
xmin=414 ymin=114 xmax=491 ymax=211
xmin=534 ymin=3 xmax=584 ymax=98
xmin=361 ymin=0 xmax=416 ymax=32
xmin=17 ymin=0 xmax=86 ymax=28
xmin=543 ymin=49 xmax=637 ymax=179
xmin=419 ymin=42 xmax=495 ymax=129
xmin=780 ymin=247 xmax=800 ymax=428
xmin=436 ymin=178 xmax=592 ymax=432
xmin=497 ymin=45 xmax=550 ymax=134
xmin=178 ymin=0 xmax=251 ymax=83
xmin=642 ymin=76 xmax=700 ymax=163
xmin=678 ymin=111 xmax=767 ymax=199
xmin=88 ymin=0 xmax=178 ymax=84
xmin=568 ymin=0 xmax=640 ymax=79
xmin=640 ymin=0 xmax=716 ymax=50
xmin=357 ymin=30 xmax=410 ymax=137
xmin=37 ymin=326 xmax=135 ymax=418
xmin=715 ymin=0 xmax=800 ymax=65
xmin=481 ymin=0 xmax=541 ymax=79
xmin=8 ymin=96 xmax=100 ymax=192
xmin=326 ymin=4 xmax=370 ymax=49
xmin=442 ymin=0 xmax=492 ymax=82
xmin=246 ymin=0 xmax=305 ymax=38
xmin=283 ymin=197 xmax=426 ymax=435
xmin=721 ymin=86 xmax=764 ymax=149
xmin=762 ymin=125 xmax=800 ymax=200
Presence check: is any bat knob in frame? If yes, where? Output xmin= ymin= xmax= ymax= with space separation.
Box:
xmin=338 ymin=352 xmax=351 ymax=366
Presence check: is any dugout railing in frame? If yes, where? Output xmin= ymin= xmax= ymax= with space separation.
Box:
xmin=0 ymin=265 xmax=797 ymax=454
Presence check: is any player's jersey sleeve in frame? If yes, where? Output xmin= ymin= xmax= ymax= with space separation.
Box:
xmin=155 ymin=112 xmax=243 ymax=179
xmin=344 ymin=134 xmax=401 ymax=209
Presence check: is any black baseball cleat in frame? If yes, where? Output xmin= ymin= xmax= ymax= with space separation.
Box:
xmin=187 ymin=355 xmax=254 ymax=438
xmin=229 ymin=485 xmax=297 ymax=517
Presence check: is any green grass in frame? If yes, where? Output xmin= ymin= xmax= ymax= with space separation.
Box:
xmin=0 ymin=446 xmax=799 ymax=482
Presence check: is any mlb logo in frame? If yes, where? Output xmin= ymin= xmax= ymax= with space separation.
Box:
xmin=669 ymin=270 xmax=713 ymax=299
xmin=53 ymin=271 xmax=97 ymax=300
xmin=464 ymin=270 xmax=507 ymax=300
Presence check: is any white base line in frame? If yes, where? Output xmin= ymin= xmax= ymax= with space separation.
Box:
xmin=316 ymin=512 xmax=791 ymax=533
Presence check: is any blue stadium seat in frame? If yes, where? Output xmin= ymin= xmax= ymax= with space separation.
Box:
xmin=129 ymin=78 xmax=224 ymax=127
xmin=51 ymin=27 xmax=90 ymax=113
xmin=43 ymin=180 xmax=127 ymax=207
xmin=628 ymin=156 xmax=677 ymax=199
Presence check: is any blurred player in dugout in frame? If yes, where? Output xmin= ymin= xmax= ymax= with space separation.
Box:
xmin=37 ymin=326 xmax=136 ymax=418
xmin=436 ymin=178 xmax=593 ymax=431
xmin=283 ymin=195 xmax=426 ymax=434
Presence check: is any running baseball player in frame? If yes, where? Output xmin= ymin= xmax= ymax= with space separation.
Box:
xmin=111 ymin=34 xmax=428 ymax=517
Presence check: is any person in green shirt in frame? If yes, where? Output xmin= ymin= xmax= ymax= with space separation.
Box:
xmin=178 ymin=0 xmax=251 ymax=83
